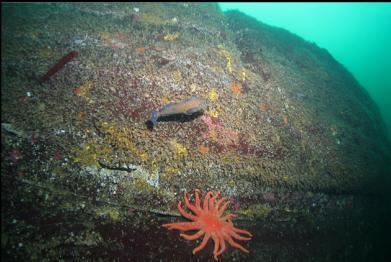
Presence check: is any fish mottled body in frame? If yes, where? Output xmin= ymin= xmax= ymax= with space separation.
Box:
xmin=150 ymin=97 xmax=208 ymax=126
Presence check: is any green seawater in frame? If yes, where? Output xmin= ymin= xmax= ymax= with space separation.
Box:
xmin=219 ymin=3 xmax=391 ymax=141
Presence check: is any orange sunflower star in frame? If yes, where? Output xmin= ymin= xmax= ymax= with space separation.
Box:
xmin=162 ymin=190 xmax=253 ymax=260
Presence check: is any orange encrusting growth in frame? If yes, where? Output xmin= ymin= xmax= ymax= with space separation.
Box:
xmin=198 ymin=145 xmax=210 ymax=154
xmin=229 ymin=81 xmax=241 ymax=94
xmin=259 ymin=102 xmax=268 ymax=112
xmin=162 ymin=190 xmax=252 ymax=260
xmin=283 ymin=115 xmax=289 ymax=124
xmin=135 ymin=47 xmax=146 ymax=52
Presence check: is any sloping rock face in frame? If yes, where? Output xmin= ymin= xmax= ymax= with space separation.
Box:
xmin=224 ymin=11 xmax=391 ymax=194
xmin=2 ymin=3 xmax=390 ymax=261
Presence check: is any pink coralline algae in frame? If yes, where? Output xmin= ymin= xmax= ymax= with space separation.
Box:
xmin=103 ymin=78 xmax=154 ymax=121
xmin=9 ymin=148 xmax=22 ymax=164
xmin=230 ymin=198 xmax=241 ymax=211
xmin=200 ymin=115 xmax=239 ymax=146
xmin=200 ymin=115 xmax=220 ymax=130
xmin=54 ymin=148 xmax=62 ymax=161
xmin=200 ymin=115 xmax=266 ymax=157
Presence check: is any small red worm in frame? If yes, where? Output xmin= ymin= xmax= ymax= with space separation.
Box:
xmin=40 ymin=51 xmax=79 ymax=82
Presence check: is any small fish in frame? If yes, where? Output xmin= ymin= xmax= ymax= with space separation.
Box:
xmin=150 ymin=97 xmax=208 ymax=127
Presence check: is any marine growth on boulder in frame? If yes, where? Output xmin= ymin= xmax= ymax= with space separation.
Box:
xmin=2 ymin=3 xmax=390 ymax=261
